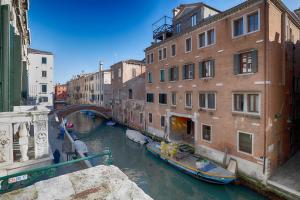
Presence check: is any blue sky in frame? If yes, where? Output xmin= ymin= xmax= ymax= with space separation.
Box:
xmin=29 ymin=0 xmax=300 ymax=84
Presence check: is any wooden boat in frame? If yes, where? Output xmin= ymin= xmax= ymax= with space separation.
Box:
xmin=126 ymin=129 xmax=148 ymax=145
xmin=146 ymin=142 xmax=236 ymax=184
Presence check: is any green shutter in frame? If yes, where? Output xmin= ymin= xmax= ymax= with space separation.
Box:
xmin=175 ymin=66 xmax=179 ymax=80
xmin=182 ymin=65 xmax=186 ymax=80
xmin=168 ymin=68 xmax=171 ymax=81
xmin=9 ymin=25 xmax=15 ymax=110
xmin=191 ymin=64 xmax=195 ymax=79
xmin=234 ymin=54 xmax=240 ymax=75
xmin=252 ymin=50 xmax=258 ymax=73
xmin=12 ymin=34 xmax=22 ymax=106
xmin=211 ymin=60 xmax=215 ymax=77
xmin=1 ymin=5 xmax=10 ymax=111
xmin=199 ymin=62 xmax=203 ymax=78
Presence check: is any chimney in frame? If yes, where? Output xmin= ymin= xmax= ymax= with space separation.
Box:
xmin=295 ymin=8 xmax=300 ymax=19
xmin=173 ymin=8 xmax=180 ymax=18
xmin=99 ymin=61 xmax=103 ymax=71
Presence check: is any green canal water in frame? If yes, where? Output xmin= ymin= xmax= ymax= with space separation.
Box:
xmin=67 ymin=112 xmax=266 ymax=200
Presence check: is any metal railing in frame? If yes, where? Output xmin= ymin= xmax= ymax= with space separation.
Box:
xmin=0 ymin=149 xmax=112 ymax=194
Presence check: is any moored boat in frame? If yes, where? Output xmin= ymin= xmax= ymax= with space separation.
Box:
xmin=106 ymin=121 xmax=116 ymax=126
xmin=126 ymin=129 xmax=148 ymax=145
xmin=146 ymin=142 xmax=236 ymax=184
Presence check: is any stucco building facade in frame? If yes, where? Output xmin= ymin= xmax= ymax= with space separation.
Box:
xmin=28 ymin=48 xmax=54 ymax=107
xmin=144 ymin=0 xmax=300 ymax=181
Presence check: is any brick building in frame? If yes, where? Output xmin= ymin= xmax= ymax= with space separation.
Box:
xmin=111 ymin=60 xmax=146 ymax=130
xmin=144 ymin=0 xmax=300 ymax=181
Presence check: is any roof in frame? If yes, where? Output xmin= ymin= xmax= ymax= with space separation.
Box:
xmin=28 ymin=48 xmax=53 ymax=55
xmin=146 ymin=0 xmax=300 ymax=51
xmin=123 ymin=59 xmax=145 ymax=65
xmin=177 ymin=2 xmax=221 ymax=14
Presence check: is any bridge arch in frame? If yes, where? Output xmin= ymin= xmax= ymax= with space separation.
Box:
xmin=55 ymin=105 xmax=112 ymax=122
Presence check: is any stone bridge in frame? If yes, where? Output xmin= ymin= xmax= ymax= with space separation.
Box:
xmin=55 ymin=104 xmax=112 ymax=121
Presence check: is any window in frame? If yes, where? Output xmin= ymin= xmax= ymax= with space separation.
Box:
xmin=160 ymin=69 xmax=165 ymax=82
xmin=207 ymin=29 xmax=215 ymax=45
xmin=147 ymin=72 xmax=153 ymax=83
xmin=132 ymin=68 xmax=136 ymax=77
xmin=42 ymin=57 xmax=47 ymax=64
xmin=233 ymin=18 xmax=244 ymax=37
xmin=168 ymin=66 xmax=179 ymax=81
xmin=149 ymin=113 xmax=153 ymax=123
xmin=146 ymin=93 xmax=154 ymax=103
xmin=233 ymin=93 xmax=260 ymax=114
xmin=238 ymin=131 xmax=253 ymax=154
xmin=185 ymin=92 xmax=192 ymax=108
xmin=129 ymin=89 xmax=133 ymax=99
xmin=199 ymin=92 xmax=216 ymax=110
xmin=158 ymin=49 xmax=162 ymax=61
xmin=185 ymin=38 xmax=192 ymax=52
xmin=234 ymin=50 xmax=258 ymax=74
xmin=163 ymin=48 xmax=167 ymax=59
xmin=118 ymin=68 xmax=122 ymax=78
xmin=199 ymin=60 xmax=215 ymax=78
xmin=41 ymin=84 xmax=47 ymax=93
xmin=159 ymin=93 xmax=167 ymax=104
xmin=248 ymin=94 xmax=259 ymax=113
xmin=198 ymin=32 xmax=206 ymax=48
xmin=171 ymin=44 xmax=176 ymax=57
xmin=39 ymin=97 xmax=48 ymax=102
xmin=247 ymin=11 xmax=259 ymax=33
xmin=42 ymin=71 xmax=47 ymax=77
xmin=160 ymin=116 xmax=165 ymax=127
xmin=191 ymin=14 xmax=197 ymax=27
xmin=176 ymin=23 xmax=181 ymax=33
xmin=182 ymin=63 xmax=195 ymax=80
xmin=139 ymin=113 xmax=143 ymax=124
xmin=202 ymin=124 xmax=212 ymax=142
xmin=147 ymin=53 xmax=154 ymax=64
xmin=171 ymin=92 xmax=176 ymax=106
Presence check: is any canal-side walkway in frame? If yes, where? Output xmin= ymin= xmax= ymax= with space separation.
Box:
xmin=268 ymin=151 xmax=300 ymax=200
xmin=48 ymin=114 xmax=82 ymax=175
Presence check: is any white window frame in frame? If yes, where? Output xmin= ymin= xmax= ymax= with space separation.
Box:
xmin=176 ymin=23 xmax=181 ymax=33
xmin=185 ymin=92 xmax=192 ymax=108
xmin=199 ymin=92 xmax=216 ymax=110
xmin=201 ymin=123 xmax=212 ymax=143
xmin=232 ymin=9 xmax=260 ymax=39
xmin=158 ymin=49 xmax=163 ymax=61
xmin=232 ymin=92 xmax=261 ymax=115
xmin=197 ymin=28 xmax=216 ymax=49
xmin=237 ymin=130 xmax=254 ymax=156
xmin=147 ymin=52 xmax=154 ymax=64
xmin=185 ymin=37 xmax=192 ymax=53
xmin=118 ymin=68 xmax=122 ymax=78
xmin=162 ymin=47 xmax=167 ymax=60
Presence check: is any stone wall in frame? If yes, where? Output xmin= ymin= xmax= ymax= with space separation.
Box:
xmin=1 ymin=165 xmax=153 ymax=200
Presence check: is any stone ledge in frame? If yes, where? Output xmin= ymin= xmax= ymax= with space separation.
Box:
xmin=1 ymin=165 xmax=153 ymax=200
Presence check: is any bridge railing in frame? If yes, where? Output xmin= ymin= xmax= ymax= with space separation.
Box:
xmin=0 ymin=149 xmax=113 ymax=194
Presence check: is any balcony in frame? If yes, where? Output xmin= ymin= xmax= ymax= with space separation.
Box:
xmin=153 ymin=16 xmax=173 ymax=42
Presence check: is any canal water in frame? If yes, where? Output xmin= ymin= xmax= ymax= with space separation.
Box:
xmin=67 ymin=112 xmax=266 ymax=200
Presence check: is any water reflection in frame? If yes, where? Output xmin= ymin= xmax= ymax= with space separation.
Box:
xmin=66 ymin=112 xmax=266 ymax=200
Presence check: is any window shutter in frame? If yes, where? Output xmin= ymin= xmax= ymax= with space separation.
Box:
xmin=234 ymin=54 xmax=240 ymax=75
xmin=191 ymin=64 xmax=195 ymax=79
xmin=199 ymin=62 xmax=203 ymax=78
xmin=168 ymin=68 xmax=171 ymax=81
xmin=182 ymin=65 xmax=186 ymax=80
xmin=252 ymin=50 xmax=258 ymax=73
xmin=175 ymin=66 xmax=179 ymax=80
xmin=211 ymin=60 xmax=215 ymax=77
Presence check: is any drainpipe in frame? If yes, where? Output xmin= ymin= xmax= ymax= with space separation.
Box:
xmin=263 ymin=0 xmax=269 ymax=176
